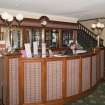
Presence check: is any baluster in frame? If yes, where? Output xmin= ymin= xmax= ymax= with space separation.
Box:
xmin=77 ymin=23 xmax=103 ymax=49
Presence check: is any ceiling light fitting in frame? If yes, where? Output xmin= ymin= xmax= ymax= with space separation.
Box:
xmin=1 ymin=12 xmax=23 ymax=26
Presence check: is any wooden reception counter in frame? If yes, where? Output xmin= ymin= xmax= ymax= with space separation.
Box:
xmin=0 ymin=48 xmax=105 ymax=105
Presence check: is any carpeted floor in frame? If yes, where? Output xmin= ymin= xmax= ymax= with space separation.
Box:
xmin=65 ymin=82 xmax=105 ymax=105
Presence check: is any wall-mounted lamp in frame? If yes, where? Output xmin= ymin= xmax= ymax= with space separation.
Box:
xmin=91 ymin=19 xmax=105 ymax=47
xmin=91 ymin=21 xmax=104 ymax=30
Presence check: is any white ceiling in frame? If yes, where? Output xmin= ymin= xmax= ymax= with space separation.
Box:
xmin=0 ymin=0 xmax=105 ymax=20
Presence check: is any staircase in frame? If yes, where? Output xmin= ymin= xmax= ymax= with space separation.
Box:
xmin=77 ymin=22 xmax=104 ymax=50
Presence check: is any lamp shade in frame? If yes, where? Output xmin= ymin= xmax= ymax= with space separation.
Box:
xmin=91 ymin=23 xmax=96 ymax=29
xmin=1 ymin=12 xmax=9 ymax=20
xmin=100 ymin=23 xmax=105 ymax=29
xmin=7 ymin=14 xmax=13 ymax=22
xmin=16 ymin=14 xmax=23 ymax=21
xmin=96 ymin=22 xmax=102 ymax=28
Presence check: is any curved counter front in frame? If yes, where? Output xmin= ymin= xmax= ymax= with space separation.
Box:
xmin=1 ymin=48 xmax=105 ymax=105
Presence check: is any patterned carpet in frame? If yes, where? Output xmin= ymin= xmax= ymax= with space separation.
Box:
xmin=65 ymin=82 xmax=105 ymax=105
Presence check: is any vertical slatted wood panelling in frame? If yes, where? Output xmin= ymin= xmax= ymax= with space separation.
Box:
xmin=0 ymin=57 xmax=4 ymax=102
xmin=96 ymin=53 xmax=100 ymax=81
xmin=24 ymin=62 xmax=41 ymax=103
xmin=82 ymin=57 xmax=91 ymax=91
xmin=9 ymin=58 xmax=19 ymax=105
xmin=47 ymin=61 xmax=62 ymax=101
xmin=100 ymin=50 xmax=104 ymax=79
xmin=92 ymin=55 xmax=97 ymax=87
xmin=66 ymin=59 xmax=80 ymax=97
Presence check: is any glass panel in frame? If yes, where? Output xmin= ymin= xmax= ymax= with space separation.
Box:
xmin=25 ymin=28 xmax=42 ymax=49
xmin=11 ymin=28 xmax=22 ymax=49
xmin=45 ymin=29 xmax=52 ymax=48
xmin=31 ymin=28 xmax=42 ymax=48
xmin=62 ymin=30 xmax=73 ymax=47
xmin=0 ymin=27 xmax=22 ymax=50
xmin=45 ymin=29 xmax=58 ymax=48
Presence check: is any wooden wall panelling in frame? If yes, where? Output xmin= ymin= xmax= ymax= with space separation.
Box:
xmin=3 ymin=56 xmax=9 ymax=105
xmin=46 ymin=21 xmax=77 ymax=29
xmin=4 ymin=56 xmax=19 ymax=105
xmin=21 ymin=18 xmax=41 ymax=27
xmin=62 ymin=59 xmax=67 ymax=99
xmin=96 ymin=51 xmax=100 ymax=82
xmin=41 ymin=59 xmax=47 ymax=103
xmin=90 ymin=56 xmax=92 ymax=88
xmin=79 ymin=57 xmax=82 ymax=93
xmin=46 ymin=60 xmax=63 ymax=101
xmin=100 ymin=50 xmax=104 ymax=79
xmin=9 ymin=57 xmax=19 ymax=105
xmin=0 ymin=57 xmax=7 ymax=105
xmin=19 ymin=57 xmax=24 ymax=105
xmin=23 ymin=60 xmax=42 ymax=104
xmin=92 ymin=55 xmax=97 ymax=87
xmin=2 ymin=48 xmax=104 ymax=105
xmin=0 ymin=57 xmax=3 ymax=102
xmin=82 ymin=56 xmax=91 ymax=91
xmin=19 ymin=18 xmax=78 ymax=29
xmin=66 ymin=58 xmax=80 ymax=97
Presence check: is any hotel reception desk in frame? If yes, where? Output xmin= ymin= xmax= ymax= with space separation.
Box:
xmin=0 ymin=48 xmax=105 ymax=105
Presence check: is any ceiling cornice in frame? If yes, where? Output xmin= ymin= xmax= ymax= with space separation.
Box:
xmin=78 ymin=17 xmax=105 ymax=22
xmin=0 ymin=8 xmax=78 ymax=23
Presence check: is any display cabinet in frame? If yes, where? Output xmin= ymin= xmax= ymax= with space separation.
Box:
xmin=23 ymin=28 xmax=60 ymax=49
xmin=0 ymin=16 xmax=78 ymax=51
xmin=0 ymin=27 xmax=77 ymax=50
xmin=45 ymin=29 xmax=77 ymax=49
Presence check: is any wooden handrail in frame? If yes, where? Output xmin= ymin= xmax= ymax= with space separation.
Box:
xmin=77 ymin=22 xmax=104 ymax=48
xmin=77 ymin=22 xmax=97 ymax=37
